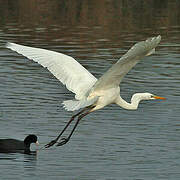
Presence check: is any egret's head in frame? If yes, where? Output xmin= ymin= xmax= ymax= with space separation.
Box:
xmin=132 ymin=93 xmax=166 ymax=101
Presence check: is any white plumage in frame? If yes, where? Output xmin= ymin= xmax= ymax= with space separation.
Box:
xmin=6 ymin=35 xmax=163 ymax=112
xmin=6 ymin=42 xmax=97 ymax=101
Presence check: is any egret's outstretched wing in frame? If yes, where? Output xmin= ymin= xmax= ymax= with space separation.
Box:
xmin=92 ymin=35 xmax=161 ymax=91
xmin=6 ymin=42 xmax=97 ymax=100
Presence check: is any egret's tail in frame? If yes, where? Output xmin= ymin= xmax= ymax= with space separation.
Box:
xmin=62 ymin=97 xmax=98 ymax=111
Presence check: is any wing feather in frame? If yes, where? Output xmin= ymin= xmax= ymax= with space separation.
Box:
xmin=6 ymin=42 xmax=97 ymax=100
xmin=92 ymin=35 xmax=161 ymax=91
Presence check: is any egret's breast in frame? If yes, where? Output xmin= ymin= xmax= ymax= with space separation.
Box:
xmin=88 ymin=87 xmax=120 ymax=107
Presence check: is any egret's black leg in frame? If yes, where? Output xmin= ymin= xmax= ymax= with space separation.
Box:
xmin=45 ymin=106 xmax=92 ymax=148
xmin=56 ymin=110 xmax=91 ymax=146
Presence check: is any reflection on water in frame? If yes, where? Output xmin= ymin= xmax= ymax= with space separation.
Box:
xmin=0 ymin=0 xmax=180 ymax=180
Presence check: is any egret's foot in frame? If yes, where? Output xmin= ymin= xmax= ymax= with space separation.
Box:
xmin=56 ymin=138 xmax=69 ymax=146
xmin=44 ymin=139 xmax=57 ymax=148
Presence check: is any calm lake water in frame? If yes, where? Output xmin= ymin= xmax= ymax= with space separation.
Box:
xmin=0 ymin=0 xmax=180 ymax=179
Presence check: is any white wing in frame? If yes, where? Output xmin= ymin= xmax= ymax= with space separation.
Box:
xmin=6 ymin=42 xmax=97 ymax=100
xmin=62 ymin=96 xmax=99 ymax=111
xmin=92 ymin=35 xmax=161 ymax=91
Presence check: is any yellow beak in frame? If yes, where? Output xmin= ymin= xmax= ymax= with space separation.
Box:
xmin=153 ymin=96 xmax=166 ymax=100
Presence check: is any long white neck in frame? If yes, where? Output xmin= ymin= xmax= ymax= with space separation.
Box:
xmin=115 ymin=93 xmax=147 ymax=110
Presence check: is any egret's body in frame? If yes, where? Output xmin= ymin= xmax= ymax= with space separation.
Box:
xmin=6 ymin=35 xmax=165 ymax=147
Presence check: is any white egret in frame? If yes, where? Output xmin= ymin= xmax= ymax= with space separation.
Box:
xmin=6 ymin=35 xmax=165 ymax=148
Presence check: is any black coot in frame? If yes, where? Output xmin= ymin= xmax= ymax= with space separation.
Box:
xmin=0 ymin=134 xmax=38 ymax=153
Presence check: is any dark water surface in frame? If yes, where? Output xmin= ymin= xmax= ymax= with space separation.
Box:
xmin=0 ymin=1 xmax=180 ymax=179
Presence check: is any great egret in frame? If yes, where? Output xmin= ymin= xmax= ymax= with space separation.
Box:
xmin=6 ymin=35 xmax=165 ymax=148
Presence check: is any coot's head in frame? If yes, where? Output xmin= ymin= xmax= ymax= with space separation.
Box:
xmin=24 ymin=135 xmax=39 ymax=147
